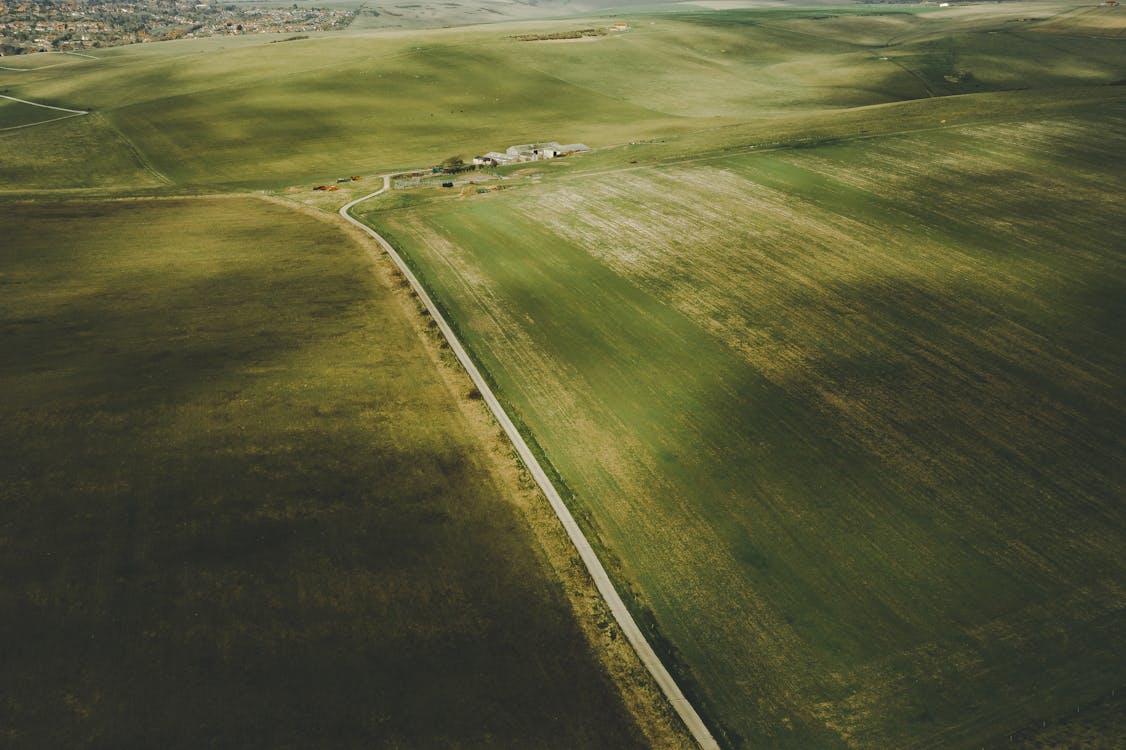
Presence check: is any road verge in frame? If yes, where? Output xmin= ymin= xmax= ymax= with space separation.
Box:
xmin=340 ymin=176 xmax=721 ymax=750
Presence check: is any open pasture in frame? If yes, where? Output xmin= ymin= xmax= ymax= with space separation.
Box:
xmin=3 ymin=1 xmax=1122 ymax=190
xmin=495 ymin=11 xmax=932 ymax=115
xmin=3 ymin=2 xmax=1124 ymax=747
xmin=0 ymin=197 xmax=660 ymax=748
xmin=358 ymin=99 xmax=1126 ymax=748
xmin=2 ymin=27 xmax=685 ymax=189
xmin=0 ymin=112 xmax=166 ymax=190
xmin=1030 ymin=5 xmax=1126 ymax=37
xmin=671 ymin=3 xmax=1126 ymax=99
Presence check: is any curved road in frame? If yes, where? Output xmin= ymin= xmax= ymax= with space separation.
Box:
xmin=341 ymin=177 xmax=720 ymax=750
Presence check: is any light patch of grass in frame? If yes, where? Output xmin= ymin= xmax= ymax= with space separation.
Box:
xmin=1030 ymin=5 xmax=1126 ymax=37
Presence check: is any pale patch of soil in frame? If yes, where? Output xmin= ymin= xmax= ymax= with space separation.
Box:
xmin=533 ymin=35 xmax=608 ymax=43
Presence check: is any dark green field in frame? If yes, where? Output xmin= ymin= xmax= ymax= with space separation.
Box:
xmin=0 ymin=198 xmax=654 ymax=748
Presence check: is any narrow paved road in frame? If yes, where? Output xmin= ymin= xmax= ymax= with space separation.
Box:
xmin=340 ymin=177 xmax=721 ymax=750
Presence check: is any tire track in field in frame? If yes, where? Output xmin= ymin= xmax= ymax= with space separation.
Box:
xmin=340 ymin=176 xmax=721 ymax=750
xmin=95 ymin=112 xmax=173 ymax=185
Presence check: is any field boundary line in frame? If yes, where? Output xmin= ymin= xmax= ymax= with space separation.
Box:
xmin=341 ymin=177 xmax=721 ymax=750
xmin=0 ymin=111 xmax=86 ymax=131
xmin=559 ymin=104 xmax=1124 ymax=186
xmin=0 ymin=50 xmax=97 ymax=70
xmin=886 ymin=58 xmax=936 ymax=97
xmin=0 ymin=93 xmax=88 ymax=114
xmin=95 ymin=113 xmax=174 ymax=185
xmin=0 ymin=93 xmax=89 ymax=131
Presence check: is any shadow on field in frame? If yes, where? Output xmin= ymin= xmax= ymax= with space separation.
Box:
xmin=464 ymin=223 xmax=1126 ymax=748
xmin=659 ymin=271 xmax=1126 ymax=749
xmin=0 ymin=201 xmax=646 ymax=749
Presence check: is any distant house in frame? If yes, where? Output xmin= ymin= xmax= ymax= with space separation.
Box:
xmin=483 ymin=151 xmax=513 ymax=165
xmin=467 ymin=141 xmax=591 ymax=169
xmin=499 ymin=142 xmax=568 ymax=163
xmin=536 ymin=141 xmax=563 ymax=159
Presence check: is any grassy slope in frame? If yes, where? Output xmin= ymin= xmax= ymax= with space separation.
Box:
xmin=0 ymin=112 xmax=166 ymax=190
xmin=358 ymin=93 xmax=1126 ymax=750
xmin=2 ymin=28 xmax=687 ymax=190
xmin=2 ymin=2 xmax=1123 ymax=747
xmin=0 ymin=197 xmax=651 ymax=749
xmin=6 ymin=2 xmax=1122 ymax=192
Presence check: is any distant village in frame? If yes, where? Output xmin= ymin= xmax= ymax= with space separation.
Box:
xmin=0 ymin=0 xmax=354 ymax=54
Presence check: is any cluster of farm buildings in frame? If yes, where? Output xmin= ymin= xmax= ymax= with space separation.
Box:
xmin=472 ymin=142 xmax=590 ymax=167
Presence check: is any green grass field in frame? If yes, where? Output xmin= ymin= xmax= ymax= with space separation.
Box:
xmin=357 ymin=95 xmax=1126 ymax=748
xmin=0 ymin=112 xmax=168 ymax=190
xmin=3 ymin=1 xmax=1125 ymax=747
xmin=0 ymin=197 xmax=659 ymax=748
xmin=3 ymin=28 xmax=684 ymax=189
xmin=4 ymin=1 xmax=1122 ymax=191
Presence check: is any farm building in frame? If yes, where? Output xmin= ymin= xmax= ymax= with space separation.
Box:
xmin=473 ymin=152 xmax=509 ymax=166
xmin=471 ymin=142 xmax=590 ymax=167
xmin=506 ymin=142 xmax=564 ymax=162
xmin=535 ymin=142 xmax=563 ymax=158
